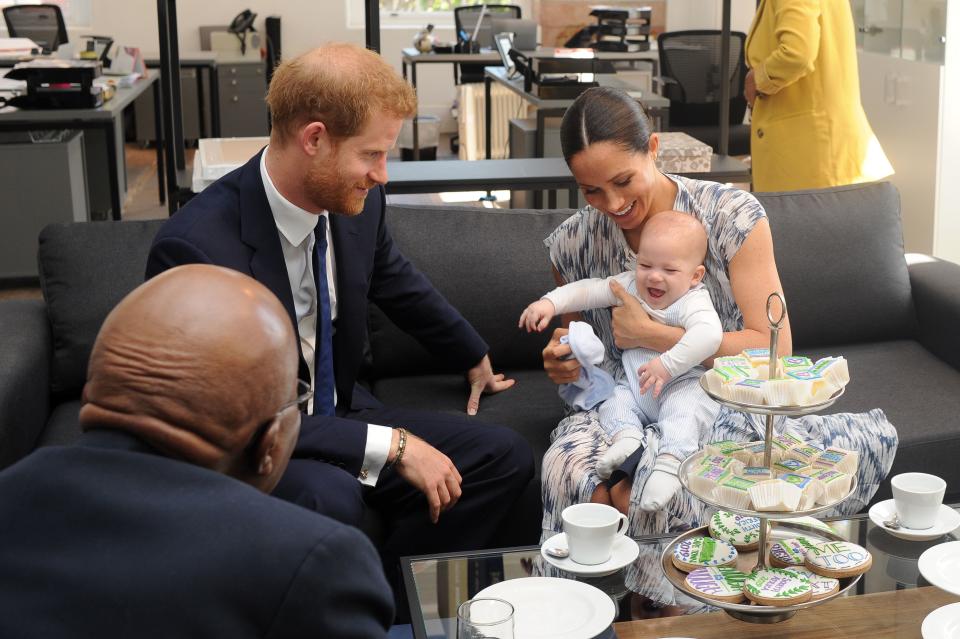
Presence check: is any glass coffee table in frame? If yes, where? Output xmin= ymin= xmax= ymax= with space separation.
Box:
xmin=401 ymin=505 xmax=960 ymax=638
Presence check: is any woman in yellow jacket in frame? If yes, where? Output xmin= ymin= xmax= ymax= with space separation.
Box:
xmin=745 ymin=0 xmax=893 ymax=191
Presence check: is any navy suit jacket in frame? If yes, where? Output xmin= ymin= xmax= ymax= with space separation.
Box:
xmin=0 ymin=430 xmax=394 ymax=638
xmin=146 ymin=150 xmax=488 ymax=475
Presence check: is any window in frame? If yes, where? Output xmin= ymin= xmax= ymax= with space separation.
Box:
xmin=0 ymin=0 xmax=91 ymax=28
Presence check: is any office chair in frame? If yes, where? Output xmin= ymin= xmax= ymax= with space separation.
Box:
xmin=3 ymin=4 xmax=69 ymax=55
xmin=454 ymin=4 xmax=521 ymax=84
xmin=657 ymin=30 xmax=751 ymax=155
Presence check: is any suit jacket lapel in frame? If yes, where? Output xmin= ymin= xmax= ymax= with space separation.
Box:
xmin=328 ymin=210 xmax=363 ymax=403
xmin=237 ymin=149 xmax=310 ymax=379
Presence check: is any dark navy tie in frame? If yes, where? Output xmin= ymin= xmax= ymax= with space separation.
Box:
xmin=311 ymin=216 xmax=336 ymax=416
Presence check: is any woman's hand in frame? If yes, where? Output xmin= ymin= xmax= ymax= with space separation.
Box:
xmin=745 ymin=68 xmax=757 ymax=108
xmin=609 ymin=280 xmax=654 ymax=350
xmin=542 ymin=327 xmax=580 ymax=385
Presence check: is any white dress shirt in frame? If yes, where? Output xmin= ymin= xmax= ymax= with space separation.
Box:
xmin=260 ymin=151 xmax=392 ymax=486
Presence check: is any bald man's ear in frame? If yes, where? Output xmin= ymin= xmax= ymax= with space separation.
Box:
xmin=253 ymin=417 xmax=283 ymax=478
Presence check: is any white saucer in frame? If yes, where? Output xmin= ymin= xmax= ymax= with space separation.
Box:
xmin=869 ymin=500 xmax=960 ymax=541
xmin=922 ymin=601 xmax=960 ymax=639
xmin=920 ymin=541 xmax=960 ymax=596
xmin=475 ymin=577 xmax=616 ymax=639
xmin=541 ymin=533 xmax=640 ymax=577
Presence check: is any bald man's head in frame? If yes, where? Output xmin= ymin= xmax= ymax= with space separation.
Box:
xmin=80 ymin=265 xmax=299 ymax=486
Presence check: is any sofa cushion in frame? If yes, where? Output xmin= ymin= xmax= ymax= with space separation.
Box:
xmin=371 ymin=370 xmax=565 ymax=469
xmin=758 ymin=182 xmax=915 ymax=349
xmin=38 ymin=400 xmax=82 ymax=448
xmin=798 ymin=339 xmax=960 ymax=502
xmin=368 ymin=206 xmax=574 ymax=378
xmin=38 ymin=220 xmax=166 ymax=395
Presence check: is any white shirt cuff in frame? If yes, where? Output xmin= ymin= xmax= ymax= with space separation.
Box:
xmin=359 ymin=423 xmax=393 ymax=486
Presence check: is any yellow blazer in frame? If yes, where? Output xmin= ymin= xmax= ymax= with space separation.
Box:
xmin=745 ymin=0 xmax=893 ymax=191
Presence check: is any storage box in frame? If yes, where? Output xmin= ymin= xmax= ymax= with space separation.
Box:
xmin=193 ymin=136 xmax=268 ymax=192
xmin=655 ymin=131 xmax=713 ymax=173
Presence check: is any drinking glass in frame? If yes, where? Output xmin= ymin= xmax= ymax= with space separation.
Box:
xmin=456 ymin=597 xmax=514 ymax=639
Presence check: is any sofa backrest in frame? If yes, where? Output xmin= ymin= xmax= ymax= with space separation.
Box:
xmin=38 ymin=220 xmax=165 ymax=397
xmin=758 ymin=181 xmax=915 ymax=349
xmin=367 ymin=206 xmax=573 ymax=377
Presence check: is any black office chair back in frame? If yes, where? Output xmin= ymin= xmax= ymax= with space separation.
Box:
xmin=657 ymin=30 xmax=747 ymax=127
xmin=3 ymin=4 xmax=69 ymax=54
xmin=455 ymin=4 xmax=521 ymax=84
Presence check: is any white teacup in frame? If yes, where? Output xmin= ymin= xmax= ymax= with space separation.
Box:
xmin=561 ymin=503 xmax=628 ymax=565
xmin=891 ymin=472 xmax=946 ymax=530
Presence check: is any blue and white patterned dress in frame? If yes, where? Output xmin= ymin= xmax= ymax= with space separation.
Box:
xmin=539 ymin=175 xmax=898 ymax=604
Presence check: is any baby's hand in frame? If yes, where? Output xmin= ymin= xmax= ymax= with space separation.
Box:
xmin=638 ymin=357 xmax=672 ymax=398
xmin=518 ymin=299 xmax=557 ymax=333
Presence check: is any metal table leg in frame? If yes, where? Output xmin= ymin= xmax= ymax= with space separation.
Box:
xmin=102 ymin=121 xmax=122 ymax=220
xmin=411 ymin=62 xmax=419 ymax=160
xmin=484 ymin=75 xmax=492 ymax=160
xmin=153 ymin=77 xmax=165 ymax=205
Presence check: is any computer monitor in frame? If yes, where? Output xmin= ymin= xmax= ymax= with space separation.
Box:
xmin=2 ymin=4 xmax=69 ymax=54
xmin=489 ymin=17 xmax=537 ymax=50
xmin=494 ymin=31 xmax=515 ymax=77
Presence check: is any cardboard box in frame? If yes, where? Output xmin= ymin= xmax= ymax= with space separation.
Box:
xmin=656 ymin=131 xmax=713 ymax=173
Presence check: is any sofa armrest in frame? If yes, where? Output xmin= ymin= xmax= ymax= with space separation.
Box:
xmin=0 ymin=299 xmax=52 ymax=468
xmin=908 ymin=255 xmax=960 ymax=371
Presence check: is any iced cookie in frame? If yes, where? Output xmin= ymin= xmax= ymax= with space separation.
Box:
xmin=782 ymin=566 xmax=840 ymax=600
xmin=804 ymin=541 xmax=873 ymax=578
xmin=769 ymin=537 xmax=818 ymax=568
xmin=743 ymin=568 xmax=812 ymax=606
xmin=685 ymin=566 xmax=748 ymax=603
xmin=709 ymin=511 xmax=761 ymax=550
xmin=672 ymin=536 xmax=738 ymax=572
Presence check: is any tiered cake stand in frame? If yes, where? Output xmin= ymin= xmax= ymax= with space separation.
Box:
xmin=660 ymin=293 xmax=859 ymax=623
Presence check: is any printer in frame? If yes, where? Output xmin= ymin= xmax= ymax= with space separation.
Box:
xmin=4 ymin=59 xmax=104 ymax=109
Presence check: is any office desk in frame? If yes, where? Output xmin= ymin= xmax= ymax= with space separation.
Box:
xmin=483 ymin=66 xmax=670 ymax=160
xmin=385 ymin=155 xmax=750 ymax=208
xmin=0 ymin=72 xmax=162 ymax=219
xmin=401 ymin=47 xmax=659 ymax=158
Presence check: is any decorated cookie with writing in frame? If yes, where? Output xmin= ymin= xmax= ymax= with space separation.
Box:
xmin=709 ymin=511 xmax=761 ymax=550
xmin=672 ymin=536 xmax=738 ymax=572
xmin=804 ymin=541 xmax=873 ymax=578
xmin=743 ymin=568 xmax=813 ymax=606
xmin=769 ymin=537 xmax=818 ymax=568
xmin=782 ymin=566 xmax=841 ymax=600
xmin=684 ymin=566 xmax=748 ymax=603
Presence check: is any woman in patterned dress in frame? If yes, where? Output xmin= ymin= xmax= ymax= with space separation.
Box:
xmin=538 ymin=88 xmax=898 ymax=602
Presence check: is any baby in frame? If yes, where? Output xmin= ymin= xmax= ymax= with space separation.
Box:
xmin=520 ymin=210 xmax=722 ymax=510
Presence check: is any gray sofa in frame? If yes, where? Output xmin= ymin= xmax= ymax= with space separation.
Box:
xmin=2 ymin=181 xmax=959 ymax=542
